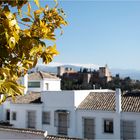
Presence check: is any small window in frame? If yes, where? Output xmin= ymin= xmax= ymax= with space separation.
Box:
xmin=6 ymin=110 xmax=10 ymax=121
xmin=83 ymin=118 xmax=95 ymax=139
xmin=42 ymin=112 xmax=50 ymax=125
xmin=121 ymin=120 xmax=136 ymax=139
xmin=27 ymin=111 xmax=36 ymax=128
xmin=104 ymin=119 xmax=113 ymax=133
xmin=28 ymin=82 xmax=40 ymax=88
xmin=12 ymin=112 xmax=16 ymax=121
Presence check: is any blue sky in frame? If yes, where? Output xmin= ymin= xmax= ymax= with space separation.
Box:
xmin=30 ymin=1 xmax=140 ymax=70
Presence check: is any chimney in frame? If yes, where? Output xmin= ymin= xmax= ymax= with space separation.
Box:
xmin=115 ymin=88 xmax=121 ymax=113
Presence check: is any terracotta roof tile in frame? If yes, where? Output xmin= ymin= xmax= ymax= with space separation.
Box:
xmin=28 ymin=71 xmax=59 ymax=80
xmin=122 ymin=92 xmax=140 ymax=112
xmin=0 ymin=126 xmax=81 ymax=140
xmin=7 ymin=92 xmax=42 ymax=104
xmin=78 ymin=92 xmax=115 ymax=111
xmin=78 ymin=91 xmax=140 ymax=112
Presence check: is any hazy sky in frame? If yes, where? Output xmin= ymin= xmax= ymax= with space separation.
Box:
xmin=38 ymin=1 xmax=140 ymax=70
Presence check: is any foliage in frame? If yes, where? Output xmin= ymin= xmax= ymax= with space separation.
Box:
xmin=0 ymin=0 xmax=67 ymax=103
xmin=61 ymin=72 xmax=140 ymax=91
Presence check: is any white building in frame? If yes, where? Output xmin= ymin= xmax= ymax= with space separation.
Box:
xmin=19 ymin=71 xmax=61 ymax=93
xmin=76 ymin=89 xmax=140 ymax=139
xmin=0 ymin=71 xmax=140 ymax=139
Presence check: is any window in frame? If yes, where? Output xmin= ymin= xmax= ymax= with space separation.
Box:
xmin=6 ymin=110 xmax=10 ymax=121
xmin=27 ymin=111 xmax=36 ymax=128
xmin=28 ymin=82 xmax=40 ymax=88
xmin=54 ymin=110 xmax=70 ymax=128
xmin=42 ymin=112 xmax=50 ymax=125
xmin=54 ymin=110 xmax=70 ymax=136
xmin=12 ymin=112 xmax=16 ymax=121
xmin=83 ymin=118 xmax=95 ymax=139
xmin=121 ymin=120 xmax=136 ymax=139
xmin=104 ymin=119 xmax=113 ymax=133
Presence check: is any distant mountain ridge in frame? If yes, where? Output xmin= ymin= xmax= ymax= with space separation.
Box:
xmin=30 ymin=62 xmax=140 ymax=80
xmin=111 ymin=68 xmax=140 ymax=80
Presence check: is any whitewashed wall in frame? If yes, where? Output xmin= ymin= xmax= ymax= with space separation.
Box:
xmin=77 ymin=110 xmax=121 ymax=139
xmin=41 ymin=90 xmax=76 ymax=137
xmin=41 ymin=91 xmax=74 ymax=107
xmin=121 ymin=112 xmax=140 ymax=139
xmin=10 ymin=104 xmax=42 ymax=130
xmin=74 ymin=90 xmax=95 ymax=107
xmin=41 ymin=90 xmax=114 ymax=138
xmin=2 ymin=89 xmax=140 ymax=139
xmin=76 ymin=110 xmax=140 ymax=139
xmin=2 ymin=101 xmax=11 ymax=121
xmin=42 ymin=79 xmax=61 ymax=91
xmin=28 ymin=79 xmax=61 ymax=92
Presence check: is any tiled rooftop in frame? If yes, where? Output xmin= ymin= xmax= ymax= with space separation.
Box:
xmin=78 ymin=91 xmax=140 ymax=112
xmin=78 ymin=92 xmax=115 ymax=111
xmin=0 ymin=126 xmax=81 ymax=140
xmin=7 ymin=92 xmax=42 ymax=104
xmin=28 ymin=71 xmax=59 ymax=80
xmin=122 ymin=92 xmax=140 ymax=112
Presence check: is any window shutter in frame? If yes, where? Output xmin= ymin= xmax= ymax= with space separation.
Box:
xmin=54 ymin=111 xmax=58 ymax=127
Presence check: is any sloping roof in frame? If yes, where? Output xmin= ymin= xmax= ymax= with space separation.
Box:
xmin=7 ymin=92 xmax=42 ymax=104
xmin=78 ymin=91 xmax=140 ymax=112
xmin=0 ymin=126 xmax=81 ymax=140
xmin=122 ymin=92 xmax=140 ymax=112
xmin=28 ymin=71 xmax=59 ymax=80
xmin=78 ymin=92 xmax=115 ymax=111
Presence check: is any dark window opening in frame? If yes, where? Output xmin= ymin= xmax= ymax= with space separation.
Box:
xmin=104 ymin=119 xmax=113 ymax=133
xmin=28 ymin=82 xmax=40 ymax=88
xmin=12 ymin=112 xmax=16 ymax=121
xmin=27 ymin=111 xmax=36 ymax=129
xmin=42 ymin=112 xmax=50 ymax=125
xmin=83 ymin=118 xmax=95 ymax=139
xmin=6 ymin=110 xmax=10 ymax=121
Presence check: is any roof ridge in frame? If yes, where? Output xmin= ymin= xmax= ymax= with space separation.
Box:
xmin=39 ymin=71 xmax=44 ymax=79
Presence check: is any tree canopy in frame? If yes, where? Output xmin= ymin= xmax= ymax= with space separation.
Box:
xmin=0 ymin=0 xmax=67 ymax=104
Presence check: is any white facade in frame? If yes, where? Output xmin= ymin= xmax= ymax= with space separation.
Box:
xmin=1 ymin=76 xmax=140 ymax=140
xmin=2 ymin=101 xmax=10 ymax=121
xmin=41 ymin=90 xmax=95 ymax=137
xmin=10 ymin=104 xmax=42 ymax=129
xmin=28 ymin=79 xmax=61 ymax=92
xmin=76 ymin=110 xmax=140 ymax=139
xmin=18 ymin=71 xmax=61 ymax=93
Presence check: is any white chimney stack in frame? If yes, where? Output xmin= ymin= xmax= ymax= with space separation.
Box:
xmin=115 ymin=88 xmax=121 ymax=113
